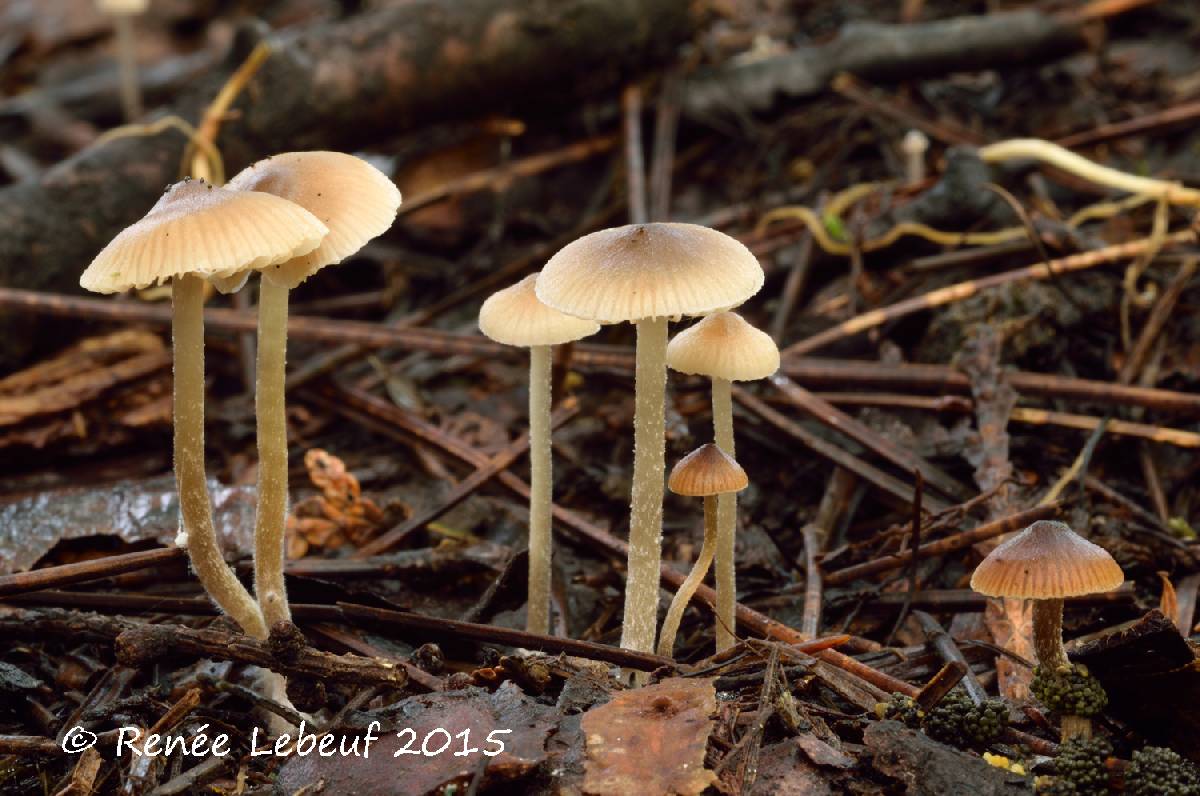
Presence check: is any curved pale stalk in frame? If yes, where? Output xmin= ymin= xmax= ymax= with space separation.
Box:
xmin=526 ymin=345 xmax=553 ymax=635
xmin=112 ymin=13 xmax=142 ymax=121
xmin=657 ymin=496 xmax=718 ymax=657
xmin=711 ymin=376 xmax=737 ymax=652
xmin=174 ymin=274 xmax=267 ymax=639
xmin=254 ymin=278 xmax=292 ymax=630
xmin=620 ymin=316 xmax=669 ymax=658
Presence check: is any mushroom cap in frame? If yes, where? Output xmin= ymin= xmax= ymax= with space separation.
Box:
xmin=668 ymin=443 xmax=748 ymax=497
xmin=535 ymin=223 xmax=764 ymax=324
xmin=970 ymin=520 xmax=1125 ymax=599
xmin=901 ymin=129 xmax=929 ymax=153
xmin=478 ymin=274 xmax=600 ymax=347
xmin=226 ymin=151 xmax=402 ymax=289
xmin=666 ymin=311 xmax=779 ymax=381
xmin=80 ymin=178 xmax=328 ymax=294
xmin=97 ymin=0 xmax=148 ymax=13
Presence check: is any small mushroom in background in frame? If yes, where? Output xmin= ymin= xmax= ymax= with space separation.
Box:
xmin=96 ymin=0 xmax=148 ymax=121
xmin=900 ymin=129 xmax=929 ymax=186
xmin=79 ymin=178 xmax=328 ymax=641
xmin=536 ymin=223 xmax=764 ymax=658
xmin=970 ymin=519 xmax=1125 ymax=740
xmin=478 ymin=274 xmax=599 ymax=635
xmin=666 ymin=311 xmax=778 ymax=652
xmin=657 ymin=443 xmax=748 ymax=658
xmin=222 ymin=151 xmax=402 ymax=632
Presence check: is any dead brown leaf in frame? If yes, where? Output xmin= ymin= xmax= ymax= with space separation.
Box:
xmin=581 ymin=677 xmax=718 ymax=796
xmin=287 ymin=448 xmax=386 ymax=556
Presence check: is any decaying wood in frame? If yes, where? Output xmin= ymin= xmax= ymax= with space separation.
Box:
xmin=0 ymin=0 xmax=700 ymax=366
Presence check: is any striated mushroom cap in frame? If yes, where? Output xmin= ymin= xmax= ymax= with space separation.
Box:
xmin=668 ymin=443 xmax=748 ymax=497
xmin=667 ymin=311 xmax=779 ymax=381
xmin=80 ymin=178 xmax=327 ymax=294
xmin=970 ymin=520 xmax=1124 ymax=599
xmin=535 ymin=223 xmax=763 ymax=324
xmin=479 ymin=274 xmax=599 ymax=347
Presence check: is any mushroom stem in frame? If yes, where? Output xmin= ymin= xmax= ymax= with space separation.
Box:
xmin=1032 ymin=598 xmax=1069 ymax=671
xmin=112 ymin=13 xmax=141 ymax=121
xmin=1060 ymin=715 xmax=1093 ymax=741
xmin=173 ymin=274 xmax=267 ymax=639
xmin=526 ymin=344 xmax=553 ymax=635
xmin=657 ymin=495 xmax=718 ymax=657
xmin=254 ymin=278 xmax=292 ymax=629
xmin=711 ymin=376 xmax=737 ymax=652
xmin=620 ymin=315 xmax=669 ymax=657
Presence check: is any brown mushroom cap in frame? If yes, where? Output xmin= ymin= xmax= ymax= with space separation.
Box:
xmin=80 ymin=178 xmax=327 ymax=294
xmin=666 ymin=311 xmax=779 ymax=381
xmin=478 ymin=274 xmax=599 ymax=347
xmin=970 ymin=520 xmax=1124 ymax=599
xmin=668 ymin=443 xmax=749 ymax=497
xmin=535 ymin=223 xmax=764 ymax=323
xmin=226 ymin=151 xmax=401 ymax=289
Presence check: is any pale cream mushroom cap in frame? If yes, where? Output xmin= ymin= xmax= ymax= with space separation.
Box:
xmin=479 ymin=274 xmax=600 ymax=347
xmin=668 ymin=443 xmax=749 ymax=497
xmin=97 ymin=0 xmax=148 ymax=13
xmin=667 ymin=311 xmax=779 ymax=381
xmin=226 ymin=151 xmax=402 ymax=289
xmin=970 ymin=520 xmax=1125 ymax=599
xmin=79 ymin=178 xmax=327 ymax=294
xmin=535 ymin=223 xmax=764 ymax=323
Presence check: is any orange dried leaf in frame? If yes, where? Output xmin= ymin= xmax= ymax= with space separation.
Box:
xmin=581 ymin=678 xmax=718 ymax=796
xmin=1159 ymin=571 xmax=1180 ymax=630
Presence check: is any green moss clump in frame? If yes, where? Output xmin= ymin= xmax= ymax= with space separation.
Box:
xmin=875 ymin=693 xmax=923 ymax=728
xmin=1031 ymin=664 xmax=1107 ymax=717
xmin=1126 ymin=746 xmax=1200 ymax=796
xmin=921 ymin=688 xmax=1009 ymax=748
xmin=1041 ymin=737 xmax=1111 ymax=796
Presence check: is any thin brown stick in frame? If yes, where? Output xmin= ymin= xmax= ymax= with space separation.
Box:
xmin=732 ymin=386 xmax=946 ymax=511
xmin=914 ymin=611 xmax=987 ymax=705
xmin=823 ymin=504 xmax=1059 ymax=586
xmin=783 ymin=229 xmax=1197 ymax=357
xmin=622 ymin=83 xmax=648 ymax=225
xmin=0 ymin=548 xmax=185 ymax=598
xmin=770 ymin=374 xmax=971 ymax=500
xmin=354 ymin=398 xmax=580 ymax=557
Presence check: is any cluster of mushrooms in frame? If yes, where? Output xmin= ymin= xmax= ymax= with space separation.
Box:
xmin=479 ymin=224 xmax=780 ymax=658
xmin=80 ymin=152 xmax=402 ymax=652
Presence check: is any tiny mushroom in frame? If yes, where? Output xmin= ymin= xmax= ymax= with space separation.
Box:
xmin=666 ymin=311 xmax=778 ymax=651
xmin=96 ymin=0 xmax=148 ymax=120
xmin=536 ymin=223 xmax=764 ymax=656
xmin=900 ymin=129 xmax=929 ymax=186
xmin=224 ymin=151 xmax=401 ymax=631
xmin=478 ymin=273 xmax=599 ymax=635
xmin=657 ymin=443 xmax=748 ymax=658
xmin=971 ymin=519 xmax=1124 ymax=739
xmin=80 ymin=178 xmax=328 ymax=640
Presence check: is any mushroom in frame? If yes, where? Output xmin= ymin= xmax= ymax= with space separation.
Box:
xmin=536 ymin=223 xmax=764 ymax=655
xmin=96 ymin=0 xmax=148 ymax=121
xmin=900 ymin=129 xmax=929 ymax=186
xmin=80 ymin=178 xmax=328 ymax=640
xmin=970 ymin=519 xmax=1124 ymax=739
xmin=666 ymin=311 xmax=778 ymax=651
xmin=478 ymin=274 xmax=599 ymax=635
xmin=657 ymin=443 xmax=748 ymax=658
xmin=223 ymin=151 xmax=401 ymax=630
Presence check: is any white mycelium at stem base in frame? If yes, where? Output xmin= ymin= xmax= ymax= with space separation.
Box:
xmin=536 ymin=224 xmax=764 ymax=656
xmin=78 ymin=178 xmax=327 ymax=639
xmin=175 ymin=274 xmax=269 ymax=639
xmin=477 ymin=274 xmax=598 ymax=635
xmin=666 ymin=311 xmax=778 ymax=652
xmin=226 ymin=151 xmax=402 ymax=631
